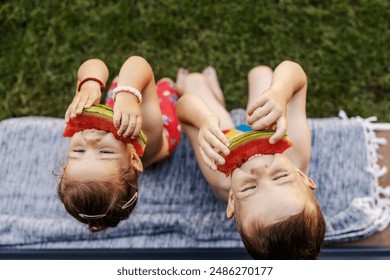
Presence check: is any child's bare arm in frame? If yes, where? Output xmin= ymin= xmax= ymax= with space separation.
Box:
xmin=177 ymin=93 xmax=230 ymax=171
xmin=113 ymin=56 xmax=155 ymax=139
xmin=246 ymin=60 xmax=307 ymax=144
xmin=65 ymin=59 xmax=109 ymax=122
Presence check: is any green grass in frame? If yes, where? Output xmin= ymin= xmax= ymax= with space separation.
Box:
xmin=1 ymin=0 xmax=389 ymax=121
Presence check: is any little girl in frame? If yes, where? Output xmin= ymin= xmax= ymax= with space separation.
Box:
xmin=58 ymin=56 xmax=180 ymax=232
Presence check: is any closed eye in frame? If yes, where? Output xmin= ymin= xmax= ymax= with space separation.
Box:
xmin=72 ymin=149 xmax=85 ymax=153
xmin=242 ymin=185 xmax=256 ymax=192
xmin=273 ymin=173 xmax=289 ymax=180
xmin=100 ymin=150 xmax=114 ymax=154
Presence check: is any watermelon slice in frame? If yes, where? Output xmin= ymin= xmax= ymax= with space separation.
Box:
xmin=63 ymin=104 xmax=147 ymax=157
xmin=217 ymin=130 xmax=292 ymax=176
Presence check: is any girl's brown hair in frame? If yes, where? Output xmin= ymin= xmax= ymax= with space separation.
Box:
xmin=58 ymin=167 xmax=140 ymax=232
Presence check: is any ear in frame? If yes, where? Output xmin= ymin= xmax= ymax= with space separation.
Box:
xmin=296 ymin=169 xmax=316 ymax=190
xmin=129 ymin=145 xmax=144 ymax=173
xmin=226 ymin=189 xmax=235 ymax=219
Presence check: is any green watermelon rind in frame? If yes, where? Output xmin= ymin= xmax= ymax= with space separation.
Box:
xmin=217 ymin=131 xmax=292 ymax=176
xmin=229 ymin=130 xmax=282 ymax=149
xmin=63 ymin=104 xmax=147 ymax=155
xmin=83 ymin=104 xmax=113 ymax=116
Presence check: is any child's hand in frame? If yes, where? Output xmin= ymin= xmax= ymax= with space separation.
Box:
xmin=65 ymin=87 xmax=101 ymax=122
xmin=113 ymin=93 xmax=142 ymax=139
xmin=198 ymin=114 xmax=230 ymax=171
xmin=246 ymin=88 xmax=287 ymax=144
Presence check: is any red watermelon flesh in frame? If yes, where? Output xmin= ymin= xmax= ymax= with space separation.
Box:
xmin=63 ymin=104 xmax=147 ymax=157
xmin=217 ymin=130 xmax=292 ymax=176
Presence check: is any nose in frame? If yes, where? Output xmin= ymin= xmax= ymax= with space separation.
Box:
xmin=250 ymin=159 xmax=269 ymax=176
xmin=82 ymin=130 xmax=103 ymax=142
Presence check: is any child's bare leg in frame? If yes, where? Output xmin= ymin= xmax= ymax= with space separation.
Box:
xmin=202 ymin=66 xmax=225 ymax=106
xmin=247 ymin=65 xmax=273 ymax=110
xmin=176 ymin=68 xmax=189 ymax=97
xmin=182 ymin=72 xmax=235 ymax=130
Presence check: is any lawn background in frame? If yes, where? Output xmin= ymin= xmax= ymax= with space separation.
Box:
xmin=1 ymin=0 xmax=389 ymax=121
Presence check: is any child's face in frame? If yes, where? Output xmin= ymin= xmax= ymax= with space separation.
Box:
xmin=227 ymin=153 xmax=316 ymax=228
xmin=65 ymin=129 xmax=131 ymax=181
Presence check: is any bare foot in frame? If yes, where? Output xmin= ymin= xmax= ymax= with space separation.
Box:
xmin=176 ymin=68 xmax=189 ymax=96
xmin=202 ymin=66 xmax=225 ymax=106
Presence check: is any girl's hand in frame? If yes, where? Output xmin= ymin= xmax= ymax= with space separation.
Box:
xmin=198 ymin=114 xmax=230 ymax=171
xmin=246 ymin=88 xmax=287 ymax=144
xmin=65 ymin=86 xmax=101 ymax=123
xmin=113 ymin=93 xmax=142 ymax=139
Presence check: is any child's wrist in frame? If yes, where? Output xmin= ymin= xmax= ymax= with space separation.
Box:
xmin=78 ymin=77 xmax=105 ymax=92
xmin=111 ymin=86 xmax=142 ymax=103
xmin=115 ymin=91 xmax=139 ymax=104
xmin=270 ymin=82 xmax=294 ymax=97
xmin=269 ymin=82 xmax=284 ymax=93
xmin=201 ymin=113 xmax=219 ymax=126
xmin=77 ymin=82 xmax=102 ymax=100
xmin=207 ymin=113 xmax=219 ymax=122
xmin=79 ymin=80 xmax=102 ymax=91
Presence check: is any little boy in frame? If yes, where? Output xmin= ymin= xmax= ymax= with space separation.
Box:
xmin=176 ymin=61 xmax=326 ymax=259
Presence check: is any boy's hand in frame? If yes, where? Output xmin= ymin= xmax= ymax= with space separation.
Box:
xmin=246 ymin=88 xmax=287 ymax=144
xmin=113 ymin=93 xmax=142 ymax=139
xmin=198 ymin=114 xmax=230 ymax=171
xmin=65 ymin=86 xmax=101 ymax=123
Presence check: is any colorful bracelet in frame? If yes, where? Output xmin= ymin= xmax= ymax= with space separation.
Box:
xmin=77 ymin=77 xmax=105 ymax=92
xmin=111 ymin=86 xmax=143 ymax=104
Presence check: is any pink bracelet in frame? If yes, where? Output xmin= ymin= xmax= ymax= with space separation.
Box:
xmin=77 ymin=77 xmax=105 ymax=92
xmin=111 ymin=86 xmax=143 ymax=103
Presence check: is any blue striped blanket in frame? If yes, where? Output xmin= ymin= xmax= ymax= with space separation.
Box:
xmin=0 ymin=109 xmax=389 ymax=248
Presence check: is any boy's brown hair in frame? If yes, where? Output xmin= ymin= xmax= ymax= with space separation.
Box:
xmin=236 ymin=195 xmax=326 ymax=259
xmin=58 ymin=168 xmax=140 ymax=232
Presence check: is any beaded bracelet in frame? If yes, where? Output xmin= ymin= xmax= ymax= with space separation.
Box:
xmin=77 ymin=77 xmax=105 ymax=92
xmin=111 ymin=86 xmax=143 ymax=104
